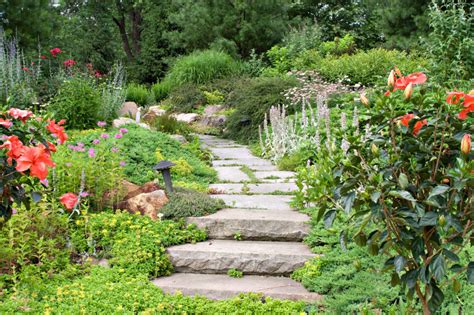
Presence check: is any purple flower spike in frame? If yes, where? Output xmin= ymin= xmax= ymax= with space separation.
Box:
xmin=100 ymin=133 xmax=109 ymax=139
xmin=97 ymin=121 xmax=106 ymax=127
xmin=119 ymin=128 xmax=128 ymax=134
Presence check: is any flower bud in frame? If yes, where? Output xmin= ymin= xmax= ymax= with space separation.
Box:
xmin=360 ymin=94 xmax=369 ymax=106
xmin=371 ymin=143 xmax=379 ymax=155
xmin=438 ymin=215 xmax=446 ymax=227
xmin=394 ymin=66 xmax=402 ymax=78
xmin=387 ymin=70 xmax=396 ymax=87
xmin=461 ymin=133 xmax=471 ymax=154
xmin=404 ymin=83 xmax=413 ymax=99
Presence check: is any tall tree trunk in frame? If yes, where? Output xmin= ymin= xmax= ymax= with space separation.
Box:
xmin=113 ymin=1 xmax=134 ymax=61
xmin=130 ymin=9 xmax=142 ymax=55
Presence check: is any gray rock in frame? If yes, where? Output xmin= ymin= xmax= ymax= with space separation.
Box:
xmin=152 ymin=273 xmax=323 ymax=302
xmin=172 ymin=113 xmax=200 ymax=123
xmin=203 ymin=105 xmax=224 ymax=116
xmin=170 ymin=134 xmax=187 ymax=144
xmin=143 ymin=106 xmax=166 ymax=122
xmin=198 ymin=115 xmax=227 ymax=128
xmin=118 ymin=101 xmax=138 ymax=117
xmin=187 ymin=208 xmax=310 ymax=241
xmin=166 ymin=240 xmax=316 ymax=275
xmin=112 ymin=117 xmax=150 ymax=129
xmin=209 ymin=147 xmax=255 ymax=160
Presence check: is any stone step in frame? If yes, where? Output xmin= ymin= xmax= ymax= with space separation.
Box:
xmin=214 ymin=167 xmax=250 ymax=182
xmin=187 ymin=208 xmax=310 ymax=241
xmin=210 ymin=147 xmax=255 ymax=160
xmin=209 ymin=182 xmax=297 ymax=194
xmin=167 ymin=240 xmax=315 ymax=276
xmin=210 ymin=194 xmax=293 ymax=210
xmin=254 ymin=171 xmax=296 ymax=181
xmin=152 ymin=273 xmax=323 ymax=302
xmin=212 ymin=158 xmax=274 ymax=167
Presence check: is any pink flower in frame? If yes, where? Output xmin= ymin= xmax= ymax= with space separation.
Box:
xmin=111 ymin=147 xmax=119 ymax=153
xmin=63 ymin=59 xmax=77 ymax=68
xmin=88 ymin=148 xmax=96 ymax=158
xmin=119 ymin=161 xmax=126 ymax=167
xmin=12 ymin=208 xmax=17 ymax=215
xmin=8 ymin=108 xmax=33 ymax=123
xmin=80 ymin=191 xmax=89 ymax=197
xmin=95 ymin=70 xmax=102 ymax=78
xmin=100 ymin=133 xmax=109 ymax=139
xmin=60 ymin=193 xmax=78 ymax=211
xmin=97 ymin=121 xmax=107 ymax=127
xmin=119 ymin=128 xmax=128 ymax=134
xmin=50 ymin=48 xmax=62 ymax=57
xmin=77 ymin=142 xmax=84 ymax=147
xmin=114 ymin=133 xmax=123 ymax=139
xmin=92 ymin=139 xmax=100 ymax=145
xmin=40 ymin=179 xmax=49 ymax=187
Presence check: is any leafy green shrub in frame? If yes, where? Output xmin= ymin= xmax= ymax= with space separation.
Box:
xmin=227 ymin=268 xmax=243 ymax=278
xmin=166 ymin=83 xmax=206 ymax=113
xmin=0 ymin=267 xmax=309 ymax=314
xmin=203 ymin=90 xmax=224 ymax=105
xmin=225 ymin=76 xmax=297 ymax=143
xmin=160 ymin=187 xmax=225 ymax=220
xmin=151 ymin=79 xmax=172 ymax=102
xmin=126 ymin=83 xmax=150 ymax=106
xmin=49 ymin=77 xmax=102 ymax=130
xmin=316 ymin=48 xmax=427 ymax=85
xmin=50 ymin=129 xmax=127 ymax=211
xmin=70 ymin=210 xmax=206 ymax=277
xmin=319 ymin=34 xmax=356 ymax=56
xmin=166 ymin=50 xmax=240 ymax=86
xmin=118 ymin=125 xmax=216 ymax=186
xmin=0 ymin=201 xmax=70 ymax=292
xmin=425 ymin=1 xmax=473 ymax=83
xmin=151 ymin=114 xmax=190 ymax=135
xmin=266 ymin=45 xmax=292 ymax=73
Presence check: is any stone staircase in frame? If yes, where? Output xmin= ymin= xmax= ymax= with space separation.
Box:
xmin=152 ymin=135 xmax=322 ymax=302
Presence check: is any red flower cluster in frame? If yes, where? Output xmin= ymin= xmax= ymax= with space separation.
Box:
xmin=399 ymin=113 xmax=427 ymax=136
xmin=0 ymin=109 xmax=68 ymax=180
xmin=63 ymin=59 xmax=77 ymax=68
xmin=385 ymin=67 xmax=427 ymax=96
xmin=446 ymin=91 xmax=474 ymax=120
xmin=59 ymin=192 xmax=78 ymax=210
xmin=50 ymin=48 xmax=62 ymax=57
xmin=46 ymin=119 xmax=68 ymax=144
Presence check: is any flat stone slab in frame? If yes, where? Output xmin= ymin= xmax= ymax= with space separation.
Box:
xmin=210 ymin=147 xmax=255 ymax=160
xmin=167 ymin=240 xmax=315 ymax=275
xmin=187 ymin=208 xmax=310 ymax=241
xmin=210 ymin=194 xmax=293 ymax=210
xmin=254 ymin=171 xmax=296 ymax=180
xmin=152 ymin=273 xmax=323 ymax=302
xmin=209 ymin=183 xmax=297 ymax=194
xmin=248 ymin=165 xmax=279 ymax=171
xmin=212 ymin=158 xmax=273 ymax=167
xmin=214 ymin=167 xmax=250 ymax=182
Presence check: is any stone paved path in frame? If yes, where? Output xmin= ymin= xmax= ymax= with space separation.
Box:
xmin=152 ymin=135 xmax=322 ymax=302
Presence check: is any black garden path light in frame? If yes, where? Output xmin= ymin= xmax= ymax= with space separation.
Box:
xmin=153 ymin=160 xmax=176 ymax=193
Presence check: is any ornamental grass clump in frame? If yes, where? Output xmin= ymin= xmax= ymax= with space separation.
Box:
xmin=305 ymin=67 xmax=473 ymax=314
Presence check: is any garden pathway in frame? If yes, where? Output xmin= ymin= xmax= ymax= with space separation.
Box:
xmin=152 ymin=135 xmax=322 ymax=302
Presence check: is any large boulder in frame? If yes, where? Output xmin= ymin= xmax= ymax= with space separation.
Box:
xmin=199 ymin=115 xmax=227 ymax=128
xmin=172 ymin=113 xmax=200 ymax=124
xmin=143 ymin=106 xmax=166 ymax=123
xmin=112 ymin=117 xmax=150 ymax=129
xmin=203 ymin=105 xmax=224 ymax=116
xmin=118 ymin=190 xmax=168 ymax=220
xmin=118 ymin=101 xmax=139 ymax=118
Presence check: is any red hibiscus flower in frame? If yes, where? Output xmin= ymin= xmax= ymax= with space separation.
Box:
xmin=40 ymin=55 xmax=47 ymax=60
xmin=413 ymin=119 xmax=427 ymax=136
xmin=0 ymin=136 xmax=24 ymax=164
xmin=394 ymin=72 xmax=427 ymax=91
xmin=0 ymin=118 xmax=12 ymax=128
xmin=50 ymin=48 xmax=62 ymax=57
xmin=63 ymin=59 xmax=77 ymax=68
xmin=15 ymin=145 xmax=55 ymax=180
xmin=60 ymin=193 xmax=78 ymax=210
xmin=46 ymin=119 xmax=68 ymax=144
xmin=400 ymin=113 xmax=415 ymax=127
xmin=94 ymin=70 xmax=102 ymax=78
xmin=446 ymin=91 xmax=465 ymax=104
xmin=7 ymin=108 xmax=33 ymax=123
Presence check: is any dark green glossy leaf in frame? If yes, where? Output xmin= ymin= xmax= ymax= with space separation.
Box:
xmin=428 ymin=283 xmax=444 ymax=313
xmin=394 ymin=255 xmax=406 ymax=273
xmin=323 ymin=210 xmax=336 ymax=229
xmin=430 ymin=254 xmax=446 ymax=282
xmin=398 ymin=173 xmax=409 ymax=189
xmin=419 ymin=212 xmax=438 ymax=226
xmin=468 ymin=262 xmax=474 ymax=284
xmin=370 ymin=191 xmax=381 ymax=203
xmin=389 ymin=190 xmax=416 ymax=202
xmin=443 ymin=249 xmax=459 ymax=262
xmin=342 ymin=191 xmax=355 ymax=214
xmin=428 ymin=185 xmax=449 ymax=199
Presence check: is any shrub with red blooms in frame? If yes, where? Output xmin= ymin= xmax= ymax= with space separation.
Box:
xmin=308 ymin=68 xmax=473 ymax=314
xmin=0 ymin=108 xmax=67 ymax=221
